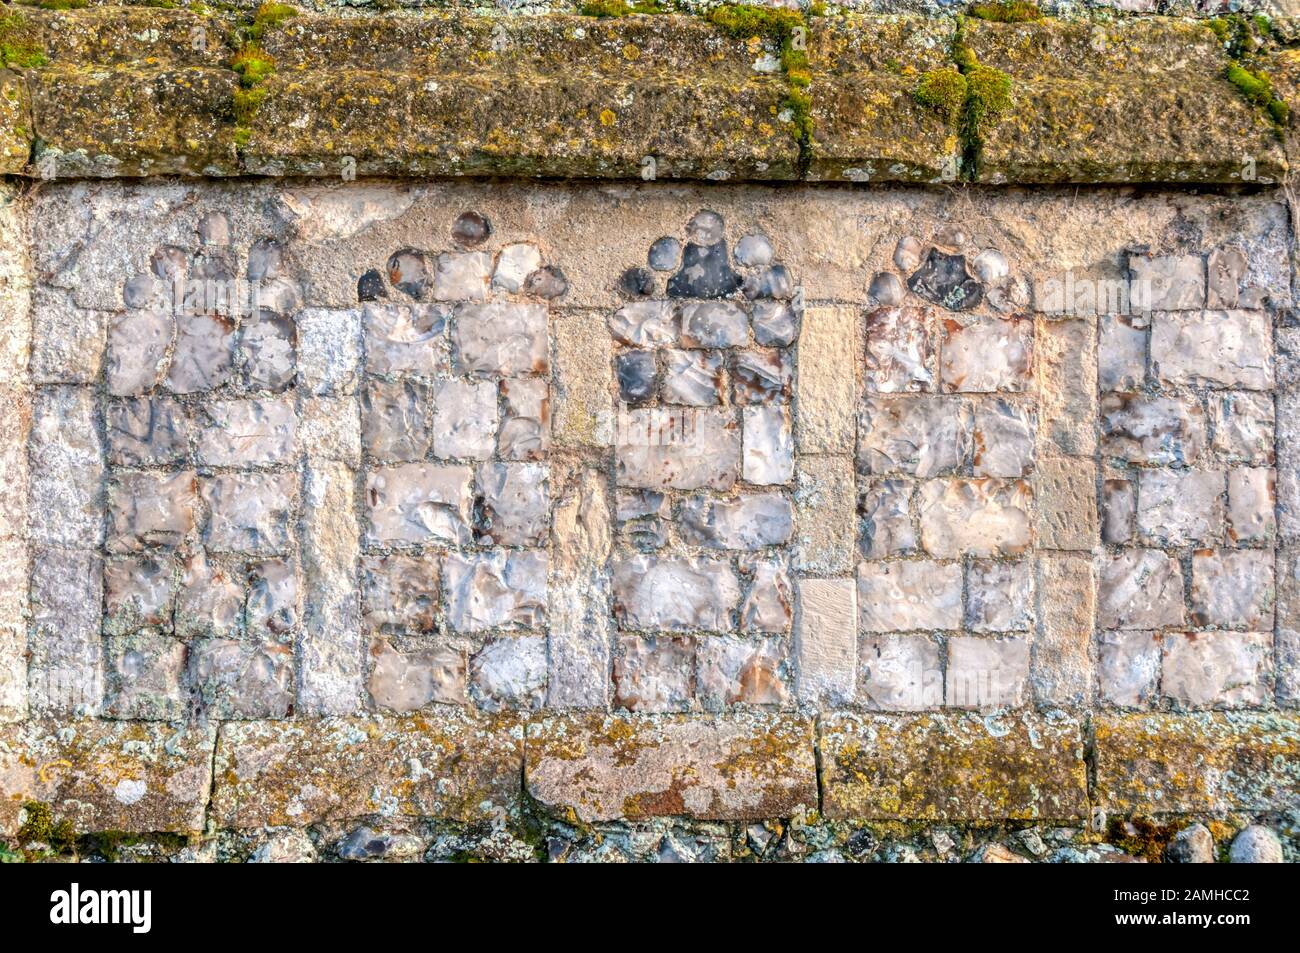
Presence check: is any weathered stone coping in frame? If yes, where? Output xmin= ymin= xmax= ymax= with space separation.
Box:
xmin=4 ymin=711 xmax=1298 ymax=832
xmin=0 ymin=7 xmax=1294 ymax=184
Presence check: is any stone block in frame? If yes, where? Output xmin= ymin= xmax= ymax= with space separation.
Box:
xmin=794 ymin=577 xmax=857 ymax=706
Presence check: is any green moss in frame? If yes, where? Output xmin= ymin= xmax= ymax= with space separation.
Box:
xmin=707 ymin=4 xmax=803 ymax=41
xmin=914 ymin=67 xmax=967 ymax=124
xmin=17 ymin=801 xmax=77 ymax=855
xmin=1226 ymin=61 xmax=1289 ymax=128
xmin=0 ymin=13 xmax=46 ymax=68
xmin=232 ymin=46 xmax=275 ymax=86
xmin=77 ymin=830 xmax=190 ymax=863
xmin=966 ymin=63 xmax=1012 ymax=129
xmin=243 ymin=1 xmax=298 ymax=42
xmin=967 ymin=1 xmax=1040 ymax=23
xmin=578 ymin=0 xmax=667 ymax=15
xmin=233 ymin=85 xmax=268 ymax=124
xmin=37 ymin=0 xmax=87 ymax=9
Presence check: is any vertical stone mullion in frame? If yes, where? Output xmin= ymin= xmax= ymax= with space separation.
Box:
xmin=0 ymin=185 xmax=29 ymax=721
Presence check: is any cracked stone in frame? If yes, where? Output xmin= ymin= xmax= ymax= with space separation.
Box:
xmin=679 ymin=493 xmax=793 ymax=550
xmin=361 ymin=554 xmax=440 ymax=634
xmin=662 ymin=348 xmax=723 ymax=405
xmin=1098 ymin=550 xmax=1185 ymax=630
xmin=191 ymin=638 xmax=293 ymax=719
xmin=864 ymin=306 xmax=936 ymax=393
xmin=1100 ymin=392 xmax=1206 ymax=466
xmin=859 ymin=395 xmax=971 ymax=477
xmin=443 ymin=550 xmax=547 ymax=632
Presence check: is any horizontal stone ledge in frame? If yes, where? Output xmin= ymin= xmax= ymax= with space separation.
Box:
xmin=1094 ymin=712 xmax=1300 ymax=814
xmin=820 ymin=711 xmax=1088 ymax=821
xmin=211 ymin=711 xmax=522 ymax=829
xmin=0 ymin=719 xmax=216 ymax=836
xmin=526 ymin=712 xmax=818 ymax=823
xmin=0 ymin=8 xmax=1284 ymax=184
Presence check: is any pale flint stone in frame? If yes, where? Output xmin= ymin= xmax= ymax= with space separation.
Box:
xmin=1098 ymin=550 xmax=1185 ymax=629
xmin=434 ymin=378 xmax=498 ymax=460
xmin=433 ymin=251 xmax=491 ymax=302
xmin=680 ymin=300 xmax=749 ymax=348
xmin=475 ymin=462 xmax=549 ymax=546
xmin=104 ymin=554 xmax=176 ymax=636
xmin=1098 ymin=313 xmax=1148 ymax=391
xmin=662 ymin=349 xmax=723 ymax=406
xmin=364 ymin=377 xmax=435 ymax=464
xmin=363 ymin=303 xmax=448 ymax=376
xmin=612 ymin=555 xmax=740 ymax=632
xmin=1151 ymin=310 xmax=1273 ymax=390
xmin=470 ymin=635 xmax=547 ymax=710
xmin=1099 ymin=392 xmax=1206 ymax=466
xmin=863 ymin=307 xmax=934 ymax=393
xmin=107 ymin=471 xmax=197 ymax=553
xmin=1128 ymin=254 xmax=1205 ymax=310
xmin=946 ymin=637 xmax=1029 ymax=709
xmin=174 ymin=550 xmax=242 ymax=639
xmin=453 ymin=302 xmax=548 ymax=376
xmin=241 ymin=311 xmax=297 ymax=392
xmin=493 ymin=243 xmax=542 ymax=294
xmin=617 ymin=407 xmax=739 ymax=491
xmin=165 ymin=313 xmax=236 ymax=393
xmin=918 ymin=479 xmax=1032 ymax=558
xmin=696 ymin=636 xmax=789 ymax=708
xmin=1102 ymin=479 xmax=1136 ymax=544
xmin=679 ymin=493 xmax=793 ymax=550
xmin=858 ymin=560 xmax=962 ymax=632
xmin=1210 ymin=391 xmax=1274 ymax=465
xmin=1137 ymin=468 xmax=1224 ymax=546
xmin=1162 ymin=631 xmax=1271 ymax=708
xmin=972 ymin=398 xmax=1035 ymax=478
xmin=1190 ymin=549 xmax=1274 ymax=629
xmin=741 ymin=558 xmax=792 ymax=633
xmin=609 ymin=300 xmax=677 ymax=347
xmin=859 ymin=479 xmax=916 ymax=558
xmin=966 ymin=559 xmax=1033 ymax=632
xmin=366 ymin=463 xmax=472 ymax=546
xmin=859 ymin=633 xmax=941 ymax=710
xmin=106 ymin=311 xmax=172 ymax=396
xmin=105 ymin=397 xmax=190 ymax=467
xmin=1227 ymin=467 xmax=1275 ymax=543
xmin=940 ymin=317 xmax=1033 ymax=393
xmin=613 ymin=634 xmax=695 ymax=712
xmin=103 ymin=630 xmax=188 ymax=720
xmin=296 ymin=308 xmax=361 ymax=395
xmin=368 ymin=640 xmax=467 ymax=710
xmin=1097 ymin=630 xmax=1160 ymax=707
xmin=444 ymin=551 xmax=547 ymax=632
xmin=197 ymin=397 xmax=296 ymax=466
xmin=859 ymin=395 xmax=971 ymax=477
xmin=192 ymin=638 xmax=293 ymax=719
xmin=361 ymin=554 xmax=440 ymax=633
xmin=498 ymin=378 xmax=549 ymax=461
xmin=203 ymin=472 xmax=294 ymax=554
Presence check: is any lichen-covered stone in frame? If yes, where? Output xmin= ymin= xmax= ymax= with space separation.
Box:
xmin=1094 ymin=712 xmax=1300 ymax=813
xmin=526 ymin=713 xmax=816 ymax=823
xmin=821 ymin=711 xmax=1087 ymax=820
xmin=0 ymin=719 xmax=215 ymax=836
xmin=212 ymin=713 xmax=521 ymax=827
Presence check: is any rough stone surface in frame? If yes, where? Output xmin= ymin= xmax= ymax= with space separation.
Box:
xmin=821 ymin=712 xmax=1088 ymax=820
xmin=526 ymin=714 xmax=817 ymax=823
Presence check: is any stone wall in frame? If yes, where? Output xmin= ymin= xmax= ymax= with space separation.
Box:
xmin=0 ymin=3 xmax=1298 ymax=863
